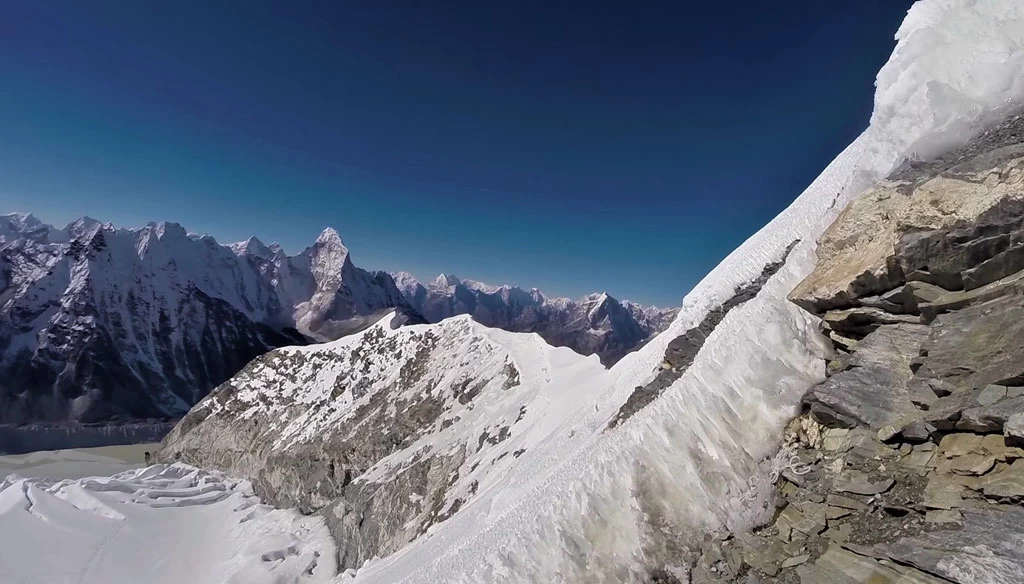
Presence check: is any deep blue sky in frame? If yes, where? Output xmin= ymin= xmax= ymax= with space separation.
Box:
xmin=0 ymin=1 xmax=916 ymax=307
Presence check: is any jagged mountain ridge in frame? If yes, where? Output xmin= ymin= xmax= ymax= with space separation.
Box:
xmin=0 ymin=213 xmax=672 ymax=425
xmin=0 ymin=214 xmax=418 ymax=424
xmin=392 ymin=271 xmax=674 ymax=365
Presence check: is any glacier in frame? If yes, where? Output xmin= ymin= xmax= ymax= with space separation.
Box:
xmin=3 ymin=1 xmax=1024 ymax=583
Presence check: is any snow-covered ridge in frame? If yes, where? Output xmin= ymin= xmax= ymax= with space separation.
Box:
xmin=392 ymin=271 xmax=674 ymax=365
xmin=160 ymin=311 xmax=609 ymax=569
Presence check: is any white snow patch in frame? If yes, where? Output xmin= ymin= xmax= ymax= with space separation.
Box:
xmin=0 ymin=464 xmax=336 ymax=584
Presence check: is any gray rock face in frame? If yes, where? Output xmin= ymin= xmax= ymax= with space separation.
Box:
xmin=0 ymin=215 xmax=420 ymax=425
xmin=804 ymin=323 xmax=928 ymax=430
xmin=391 ymin=272 xmax=674 ymax=366
xmin=888 ymin=507 xmax=1024 ymax=584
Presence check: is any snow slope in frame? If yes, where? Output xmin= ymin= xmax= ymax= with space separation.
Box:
xmin=0 ymin=464 xmax=335 ymax=584
xmin=344 ymin=1 xmax=1024 ymax=582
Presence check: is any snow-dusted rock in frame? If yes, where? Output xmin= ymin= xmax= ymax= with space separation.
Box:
xmin=159 ymin=312 xmax=607 ymax=569
xmin=392 ymin=272 xmax=673 ymax=365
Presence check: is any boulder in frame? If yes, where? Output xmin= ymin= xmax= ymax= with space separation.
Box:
xmin=887 ymin=507 xmax=1024 ymax=584
xmin=938 ymin=433 xmax=984 ymax=458
xmin=958 ymin=396 xmax=1024 ymax=433
xmin=1006 ymin=412 xmax=1024 ymax=445
xmin=923 ymin=293 xmax=1024 ymax=391
xmin=948 ymin=454 xmax=997 ymax=476
xmin=821 ymin=308 xmax=920 ymax=336
xmin=901 ymin=280 xmax=948 ymax=312
xmin=921 ymin=477 xmax=964 ymax=510
xmin=796 ymin=546 xmax=947 ymax=584
xmin=833 ymin=471 xmax=894 ymax=496
xmin=978 ymin=385 xmax=1009 ymax=406
xmin=804 ymin=325 xmax=928 ymax=430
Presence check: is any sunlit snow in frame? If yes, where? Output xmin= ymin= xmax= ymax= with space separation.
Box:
xmin=2 ymin=1 xmax=1023 ymax=583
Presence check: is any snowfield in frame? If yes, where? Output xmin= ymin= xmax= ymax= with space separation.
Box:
xmin=2 ymin=1 xmax=1024 ymax=583
xmin=0 ymin=464 xmax=336 ymax=584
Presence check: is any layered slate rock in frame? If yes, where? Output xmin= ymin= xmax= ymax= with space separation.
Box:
xmin=804 ymin=323 xmax=928 ymax=432
xmin=666 ymin=115 xmax=1024 ymax=584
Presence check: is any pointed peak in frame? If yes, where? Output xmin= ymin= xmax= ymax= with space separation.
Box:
xmin=231 ymin=235 xmax=273 ymax=258
xmin=391 ymin=271 xmax=420 ymax=286
xmin=316 ymin=227 xmax=344 ymax=247
xmin=154 ymin=221 xmax=187 ymax=240
xmin=64 ymin=216 xmax=105 ymax=239
xmin=3 ymin=212 xmax=42 ymax=228
xmin=432 ymin=273 xmax=461 ymax=288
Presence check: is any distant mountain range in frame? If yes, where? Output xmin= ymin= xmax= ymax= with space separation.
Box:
xmin=392 ymin=272 xmax=674 ymax=365
xmin=0 ymin=213 xmax=673 ymax=425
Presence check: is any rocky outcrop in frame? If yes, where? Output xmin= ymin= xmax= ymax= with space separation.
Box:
xmin=0 ymin=215 xmax=420 ymax=425
xmin=790 ymin=114 xmax=1024 ymax=313
xmin=675 ymin=117 xmax=1024 ymax=583
xmin=392 ymin=272 xmax=674 ymax=366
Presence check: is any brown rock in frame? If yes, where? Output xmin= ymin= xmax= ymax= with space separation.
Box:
xmin=825 ymin=493 xmax=868 ymax=511
xmin=949 ymin=453 xmax=997 ymax=476
xmin=973 ymin=458 xmax=1024 ymax=500
xmin=789 ymin=152 xmax=1024 ymax=314
xmin=938 ymin=433 xmax=984 ymax=458
xmin=921 ymin=477 xmax=964 ymax=510
xmin=833 ymin=471 xmax=895 ymax=496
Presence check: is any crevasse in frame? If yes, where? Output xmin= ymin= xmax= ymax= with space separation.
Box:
xmin=348 ymin=1 xmax=1024 ymax=582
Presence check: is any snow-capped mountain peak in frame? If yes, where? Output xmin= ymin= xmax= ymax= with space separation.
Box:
xmin=230 ymin=235 xmax=274 ymax=259
xmin=430 ymin=273 xmax=461 ymax=288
